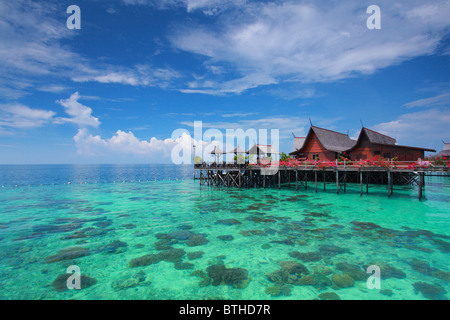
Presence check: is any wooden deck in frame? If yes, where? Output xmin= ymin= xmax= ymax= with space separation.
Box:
xmin=193 ymin=164 xmax=449 ymax=200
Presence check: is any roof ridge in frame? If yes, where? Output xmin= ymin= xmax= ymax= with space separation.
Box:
xmin=312 ymin=125 xmax=349 ymax=136
xmin=363 ymin=127 xmax=396 ymax=140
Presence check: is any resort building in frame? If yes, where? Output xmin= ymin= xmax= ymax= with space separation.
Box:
xmin=289 ymin=126 xmax=356 ymax=161
xmin=290 ymin=125 xmax=435 ymax=161
xmin=434 ymin=142 xmax=450 ymax=159
xmin=349 ymin=127 xmax=435 ymax=161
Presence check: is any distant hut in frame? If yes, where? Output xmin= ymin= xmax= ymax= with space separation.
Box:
xmin=434 ymin=142 xmax=450 ymax=159
xmin=349 ymin=127 xmax=435 ymax=161
xmin=289 ymin=126 xmax=356 ymax=161
xmin=247 ymin=144 xmax=280 ymax=160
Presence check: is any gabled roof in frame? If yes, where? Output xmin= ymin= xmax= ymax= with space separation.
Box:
xmin=310 ymin=126 xmax=356 ymax=153
xmin=443 ymin=143 xmax=450 ymax=151
xmin=354 ymin=127 xmax=435 ymax=152
xmin=289 ymin=126 xmax=356 ymax=155
xmin=362 ymin=127 xmax=396 ymax=145
xmin=293 ymin=137 xmax=306 ymax=152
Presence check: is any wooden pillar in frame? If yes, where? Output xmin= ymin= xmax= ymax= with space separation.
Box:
xmin=323 ymin=171 xmax=326 ymax=191
xmin=366 ymin=172 xmax=369 ymax=194
xmin=315 ymin=170 xmax=318 ymax=193
xmin=344 ymin=171 xmax=346 ymax=193
xmin=418 ymin=172 xmax=424 ymax=200
xmin=238 ymin=169 xmax=241 ymax=190
xmin=278 ymin=170 xmax=281 ymax=189
xmin=336 ymin=170 xmax=339 ymax=194
xmin=305 ymin=172 xmax=308 ymax=190
xmin=296 ymin=169 xmax=298 ymax=191
xmin=388 ymin=171 xmax=391 ymax=198
xmin=288 ymin=169 xmax=290 ymax=188
xmin=360 ymin=171 xmax=363 ymax=196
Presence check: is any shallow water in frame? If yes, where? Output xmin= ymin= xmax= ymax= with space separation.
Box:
xmin=0 ymin=165 xmax=449 ymax=300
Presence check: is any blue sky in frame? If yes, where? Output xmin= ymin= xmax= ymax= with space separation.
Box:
xmin=0 ymin=0 xmax=449 ymax=164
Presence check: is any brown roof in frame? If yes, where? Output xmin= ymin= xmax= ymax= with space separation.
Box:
xmin=290 ymin=126 xmax=356 ymax=155
xmin=356 ymin=127 xmax=435 ymax=152
xmin=293 ymin=137 xmax=306 ymax=152
xmin=362 ymin=127 xmax=396 ymax=145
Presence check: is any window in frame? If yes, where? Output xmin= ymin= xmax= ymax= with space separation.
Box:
xmin=374 ymin=151 xmax=381 ymax=155
xmin=383 ymin=153 xmax=391 ymax=159
xmin=312 ymin=154 xmax=320 ymax=160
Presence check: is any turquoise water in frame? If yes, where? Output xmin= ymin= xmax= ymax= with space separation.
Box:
xmin=0 ymin=165 xmax=449 ymax=300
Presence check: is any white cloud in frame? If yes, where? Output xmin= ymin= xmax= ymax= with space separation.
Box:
xmin=373 ymin=108 xmax=450 ymax=150
xmin=55 ymin=92 xmax=101 ymax=128
xmin=0 ymin=104 xmax=56 ymax=129
xmin=403 ymin=93 xmax=450 ymax=108
xmin=170 ymin=0 xmax=450 ymax=95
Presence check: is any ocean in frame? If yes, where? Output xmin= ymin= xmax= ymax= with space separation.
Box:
xmin=0 ymin=164 xmax=448 ymax=300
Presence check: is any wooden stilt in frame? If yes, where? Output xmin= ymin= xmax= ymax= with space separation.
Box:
xmin=278 ymin=171 xmax=281 ymax=189
xmin=336 ymin=170 xmax=339 ymax=194
xmin=360 ymin=171 xmax=363 ymax=196
xmin=315 ymin=170 xmax=318 ymax=193
xmin=296 ymin=169 xmax=298 ymax=191
xmin=388 ymin=171 xmax=391 ymax=198
xmin=323 ymin=171 xmax=326 ymax=191
xmin=418 ymin=172 xmax=423 ymax=200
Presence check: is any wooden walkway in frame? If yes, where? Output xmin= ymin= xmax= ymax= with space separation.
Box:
xmin=194 ymin=165 xmax=450 ymax=200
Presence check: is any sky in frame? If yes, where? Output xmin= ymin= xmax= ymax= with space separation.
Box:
xmin=0 ymin=0 xmax=449 ymax=164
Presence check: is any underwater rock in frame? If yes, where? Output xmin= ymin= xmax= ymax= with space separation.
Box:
xmin=217 ymin=235 xmax=234 ymax=241
xmin=187 ymin=251 xmax=204 ymax=260
xmin=111 ymin=278 xmax=139 ymax=290
xmin=33 ymin=222 xmax=84 ymax=234
xmin=318 ymin=292 xmax=341 ymax=300
xmin=190 ymin=270 xmax=211 ymax=287
xmin=167 ymin=230 xmax=195 ymax=240
xmin=239 ymin=230 xmax=267 ymax=237
xmin=206 ymin=264 xmax=250 ymax=289
xmin=266 ymin=269 xmax=289 ymax=284
xmin=279 ymin=261 xmax=309 ymax=278
xmin=270 ymin=239 xmax=295 ymax=246
xmin=246 ymin=216 xmax=276 ymax=223
xmin=215 ymin=219 xmax=242 ymax=226
xmin=177 ymin=224 xmax=193 ymax=230
xmin=186 ymin=234 xmax=209 ymax=247
xmin=432 ymin=239 xmax=450 ymax=253
xmin=336 ymin=262 xmax=366 ymax=281
xmin=44 ymin=247 xmax=91 ymax=263
xmin=93 ymin=220 xmax=113 ymax=228
xmin=313 ymin=266 xmax=333 ymax=276
xmin=52 ymin=273 xmax=97 ymax=292
xmin=158 ymin=248 xmax=187 ymax=262
xmin=121 ymin=223 xmax=136 ymax=229
xmin=174 ymin=261 xmax=195 ymax=270
xmin=155 ymin=238 xmax=178 ymax=250
xmin=129 ymin=253 xmax=162 ymax=267
xmin=265 ymin=285 xmax=292 ymax=297
xmin=408 ymin=259 xmax=450 ymax=282
xmin=261 ymin=243 xmax=272 ymax=249
xmin=97 ymin=240 xmax=127 ymax=254
xmin=288 ymin=251 xmax=322 ymax=262
xmin=413 ymin=282 xmax=447 ymax=300
xmin=312 ymin=273 xmax=332 ymax=290
xmin=380 ymin=289 xmax=393 ymax=297
xmin=363 ymin=262 xmax=406 ymax=279
xmin=331 ymin=274 xmax=354 ymax=288
xmin=319 ymin=244 xmax=350 ymax=257
xmin=297 ymin=275 xmax=316 ymax=286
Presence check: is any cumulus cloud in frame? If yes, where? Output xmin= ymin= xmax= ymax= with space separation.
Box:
xmin=169 ymin=0 xmax=450 ymax=95
xmin=373 ymin=108 xmax=450 ymax=150
xmin=55 ymin=92 xmax=101 ymax=128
